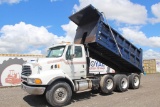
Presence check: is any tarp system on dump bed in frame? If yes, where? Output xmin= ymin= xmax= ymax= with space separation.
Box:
xmin=69 ymin=5 xmax=143 ymax=73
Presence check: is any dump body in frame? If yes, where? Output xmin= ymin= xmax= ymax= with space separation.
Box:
xmin=69 ymin=5 xmax=143 ymax=73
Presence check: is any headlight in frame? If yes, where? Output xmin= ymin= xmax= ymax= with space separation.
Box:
xmin=27 ymin=78 xmax=35 ymax=84
xmin=27 ymin=78 xmax=42 ymax=85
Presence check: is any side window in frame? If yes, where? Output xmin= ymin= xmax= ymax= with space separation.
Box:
xmin=75 ymin=46 xmax=82 ymax=58
xmin=66 ymin=46 xmax=71 ymax=60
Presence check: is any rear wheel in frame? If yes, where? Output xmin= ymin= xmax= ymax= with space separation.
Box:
xmin=46 ymin=81 xmax=72 ymax=107
xmin=114 ymin=74 xmax=129 ymax=92
xmin=100 ymin=75 xmax=115 ymax=94
xmin=129 ymin=73 xmax=140 ymax=89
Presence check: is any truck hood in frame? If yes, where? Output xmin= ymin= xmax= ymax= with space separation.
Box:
xmin=23 ymin=57 xmax=63 ymax=76
xmin=28 ymin=57 xmax=63 ymax=66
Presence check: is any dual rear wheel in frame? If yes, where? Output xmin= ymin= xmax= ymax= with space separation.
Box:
xmin=129 ymin=73 xmax=141 ymax=89
xmin=114 ymin=73 xmax=141 ymax=92
xmin=100 ymin=75 xmax=115 ymax=94
xmin=99 ymin=73 xmax=141 ymax=94
xmin=114 ymin=74 xmax=129 ymax=92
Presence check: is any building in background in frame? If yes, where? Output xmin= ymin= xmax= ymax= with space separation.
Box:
xmin=143 ymin=59 xmax=160 ymax=74
xmin=156 ymin=60 xmax=160 ymax=72
xmin=0 ymin=54 xmax=45 ymax=87
xmin=0 ymin=54 xmax=44 ymax=58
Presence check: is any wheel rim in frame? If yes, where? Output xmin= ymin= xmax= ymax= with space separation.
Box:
xmin=106 ymin=79 xmax=114 ymax=90
xmin=134 ymin=76 xmax=140 ymax=87
xmin=121 ymin=78 xmax=128 ymax=89
xmin=54 ymin=87 xmax=67 ymax=103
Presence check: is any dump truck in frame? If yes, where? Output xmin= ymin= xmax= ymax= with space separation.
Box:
xmin=21 ymin=5 xmax=144 ymax=107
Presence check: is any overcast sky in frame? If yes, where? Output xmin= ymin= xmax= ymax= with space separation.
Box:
xmin=0 ymin=0 xmax=160 ymax=59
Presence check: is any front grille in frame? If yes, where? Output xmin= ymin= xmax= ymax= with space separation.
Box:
xmin=21 ymin=65 xmax=32 ymax=76
xmin=21 ymin=77 xmax=27 ymax=82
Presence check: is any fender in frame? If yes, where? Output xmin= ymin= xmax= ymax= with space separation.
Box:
xmin=47 ymin=76 xmax=65 ymax=85
xmin=65 ymin=74 xmax=76 ymax=91
xmin=47 ymin=74 xmax=76 ymax=92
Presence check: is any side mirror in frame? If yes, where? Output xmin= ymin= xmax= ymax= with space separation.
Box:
xmin=70 ymin=44 xmax=75 ymax=59
xmin=70 ymin=54 xmax=75 ymax=59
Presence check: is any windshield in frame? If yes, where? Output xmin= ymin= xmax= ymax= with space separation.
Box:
xmin=47 ymin=46 xmax=65 ymax=58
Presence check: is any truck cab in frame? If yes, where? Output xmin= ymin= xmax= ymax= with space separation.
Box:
xmin=21 ymin=42 xmax=88 ymax=91
xmin=47 ymin=42 xmax=87 ymax=79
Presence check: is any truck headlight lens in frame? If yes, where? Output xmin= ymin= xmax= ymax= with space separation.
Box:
xmin=27 ymin=78 xmax=42 ymax=85
xmin=27 ymin=78 xmax=35 ymax=84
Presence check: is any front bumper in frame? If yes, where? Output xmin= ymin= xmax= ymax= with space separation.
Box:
xmin=21 ymin=83 xmax=46 ymax=95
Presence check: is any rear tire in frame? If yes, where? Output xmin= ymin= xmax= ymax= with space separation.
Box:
xmin=114 ymin=74 xmax=129 ymax=92
xmin=45 ymin=81 xmax=72 ymax=107
xmin=129 ymin=73 xmax=140 ymax=89
xmin=100 ymin=75 xmax=115 ymax=94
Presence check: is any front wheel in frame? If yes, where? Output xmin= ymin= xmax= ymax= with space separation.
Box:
xmin=46 ymin=81 xmax=72 ymax=107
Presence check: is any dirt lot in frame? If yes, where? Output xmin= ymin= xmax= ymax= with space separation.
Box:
xmin=0 ymin=74 xmax=160 ymax=107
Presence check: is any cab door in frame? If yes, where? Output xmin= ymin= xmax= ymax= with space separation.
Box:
xmin=65 ymin=45 xmax=86 ymax=79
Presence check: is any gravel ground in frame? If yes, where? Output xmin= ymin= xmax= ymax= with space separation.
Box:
xmin=0 ymin=74 xmax=160 ymax=107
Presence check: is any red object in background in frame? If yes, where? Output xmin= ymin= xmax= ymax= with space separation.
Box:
xmin=5 ymin=70 xmax=21 ymax=84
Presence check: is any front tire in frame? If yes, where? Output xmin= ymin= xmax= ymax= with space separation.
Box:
xmin=46 ymin=81 xmax=72 ymax=107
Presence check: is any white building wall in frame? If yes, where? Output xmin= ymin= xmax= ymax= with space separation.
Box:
xmin=0 ymin=56 xmax=38 ymax=87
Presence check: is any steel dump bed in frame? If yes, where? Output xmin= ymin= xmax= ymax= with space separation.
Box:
xmin=69 ymin=5 xmax=143 ymax=73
